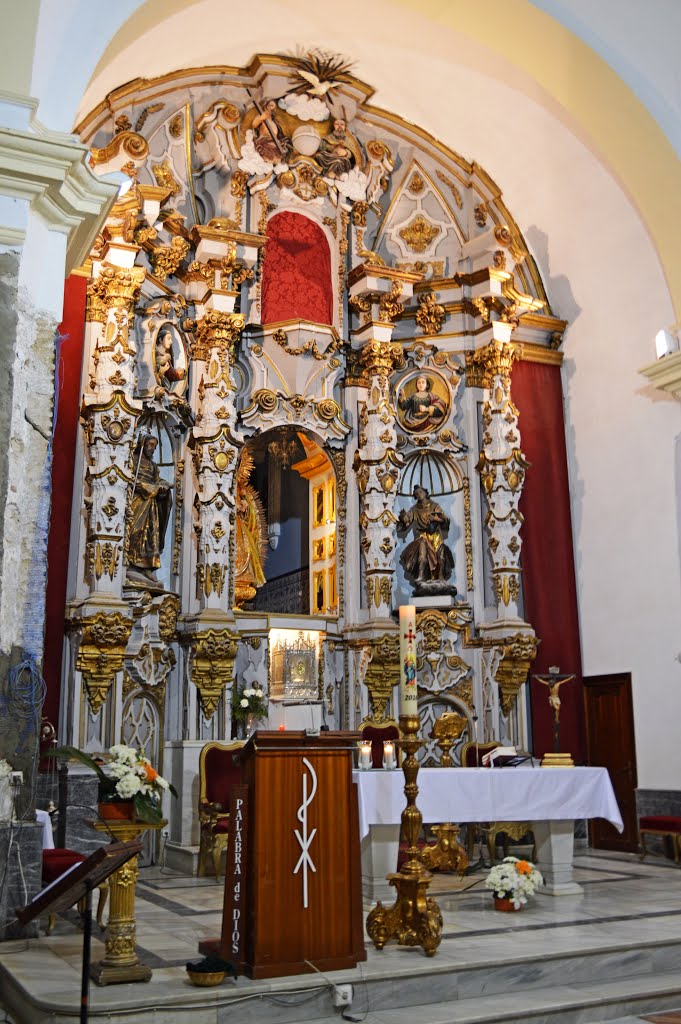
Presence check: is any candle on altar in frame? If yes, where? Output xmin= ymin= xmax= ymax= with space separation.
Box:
xmin=398 ymin=604 xmax=418 ymax=717
xmin=383 ymin=740 xmax=396 ymax=770
xmin=359 ymin=741 xmax=372 ymax=770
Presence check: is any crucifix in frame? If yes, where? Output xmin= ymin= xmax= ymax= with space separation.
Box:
xmin=533 ymin=666 xmax=575 ymax=767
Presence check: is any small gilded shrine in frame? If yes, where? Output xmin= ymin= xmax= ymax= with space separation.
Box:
xmin=62 ymin=50 xmax=564 ymax=857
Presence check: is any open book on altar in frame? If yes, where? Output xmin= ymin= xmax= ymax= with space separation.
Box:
xmin=481 ymin=745 xmax=533 ymax=768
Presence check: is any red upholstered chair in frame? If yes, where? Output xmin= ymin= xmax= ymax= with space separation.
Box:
xmin=42 ymin=848 xmax=86 ymax=934
xmin=639 ymin=816 xmax=681 ymax=863
xmin=198 ymin=741 xmax=244 ymax=880
xmin=359 ymin=721 xmax=400 ymax=770
xmin=42 ymin=849 xmax=110 ymax=933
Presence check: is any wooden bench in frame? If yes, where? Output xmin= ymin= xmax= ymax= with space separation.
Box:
xmin=639 ymin=815 xmax=681 ymax=863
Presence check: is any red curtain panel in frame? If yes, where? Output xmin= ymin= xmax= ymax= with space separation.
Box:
xmin=513 ymin=360 xmax=586 ymax=763
xmin=42 ymin=275 xmax=87 ymax=735
xmin=261 ymin=212 xmax=333 ymax=326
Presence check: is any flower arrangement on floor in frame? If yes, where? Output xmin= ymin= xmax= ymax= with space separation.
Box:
xmin=232 ymin=684 xmax=268 ymax=722
xmin=48 ymin=743 xmax=176 ymax=824
xmin=485 ymin=856 xmax=544 ymax=910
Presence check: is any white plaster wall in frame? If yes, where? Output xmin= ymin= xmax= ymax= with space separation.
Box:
xmin=23 ymin=0 xmax=681 ymax=786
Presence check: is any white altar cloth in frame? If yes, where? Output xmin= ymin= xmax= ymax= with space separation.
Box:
xmin=353 ymin=766 xmax=623 ymax=839
xmin=353 ymin=766 xmax=622 ymax=901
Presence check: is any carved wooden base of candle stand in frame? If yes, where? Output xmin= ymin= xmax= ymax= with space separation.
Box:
xmin=366 ymin=715 xmax=443 ymax=957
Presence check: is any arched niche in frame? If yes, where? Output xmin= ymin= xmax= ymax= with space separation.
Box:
xmin=127 ymin=417 xmax=177 ymax=594
xmin=261 ymin=212 xmax=334 ymax=326
xmin=236 ymin=426 xmax=337 ymax=616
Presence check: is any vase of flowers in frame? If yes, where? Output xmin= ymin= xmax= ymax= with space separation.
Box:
xmin=485 ymin=856 xmax=543 ymax=911
xmin=232 ymin=685 xmax=268 ymax=737
xmin=48 ymin=743 xmax=176 ymax=824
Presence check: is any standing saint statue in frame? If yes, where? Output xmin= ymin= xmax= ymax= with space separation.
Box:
xmin=398 ymin=485 xmax=456 ymax=597
xmin=234 ymin=452 xmax=267 ymax=608
xmin=127 ymin=435 xmax=172 ymax=584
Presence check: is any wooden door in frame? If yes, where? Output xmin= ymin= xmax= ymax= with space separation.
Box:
xmin=583 ymin=673 xmax=638 ymax=851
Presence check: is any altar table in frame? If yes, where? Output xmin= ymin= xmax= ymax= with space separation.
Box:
xmin=353 ymin=766 xmax=622 ymax=901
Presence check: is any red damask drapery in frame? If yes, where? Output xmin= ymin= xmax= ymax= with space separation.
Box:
xmin=513 ymin=359 xmax=586 ymax=763
xmin=261 ymin=211 xmax=333 ymax=326
xmin=42 ymin=274 xmax=88 ymax=735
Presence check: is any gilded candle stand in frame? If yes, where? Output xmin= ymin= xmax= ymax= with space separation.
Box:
xmin=365 ymin=714 xmax=443 ymax=957
xmin=89 ymin=818 xmax=166 ymax=985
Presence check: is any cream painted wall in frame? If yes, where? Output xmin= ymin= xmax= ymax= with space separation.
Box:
xmin=530 ymin=0 xmax=681 ymax=159
xmin=14 ymin=0 xmax=681 ymax=787
xmin=1 ymin=0 xmax=40 ymax=98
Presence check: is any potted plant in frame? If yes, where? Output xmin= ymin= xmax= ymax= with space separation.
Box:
xmin=485 ymin=855 xmax=544 ymax=911
xmin=48 ymin=743 xmax=176 ymax=824
xmin=232 ymin=684 xmax=268 ymax=736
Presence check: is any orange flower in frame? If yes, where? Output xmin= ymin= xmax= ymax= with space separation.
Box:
xmin=143 ymin=763 xmax=158 ymax=783
xmin=516 ymin=860 xmax=532 ymax=875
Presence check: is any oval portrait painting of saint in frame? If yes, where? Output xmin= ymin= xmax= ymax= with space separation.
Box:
xmin=395 ymin=370 xmax=451 ymax=434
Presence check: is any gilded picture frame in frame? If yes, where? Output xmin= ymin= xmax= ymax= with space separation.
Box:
xmin=313 ymin=569 xmax=326 ymax=613
xmin=328 ymin=532 xmax=336 ymax=557
xmin=327 ymin=479 xmax=336 ymax=523
xmin=328 ymin=564 xmax=337 ymax=610
xmin=313 ymin=538 xmax=326 ymax=562
xmin=312 ymin=484 xmax=325 ymax=527
xmin=395 ymin=369 xmax=451 ymax=434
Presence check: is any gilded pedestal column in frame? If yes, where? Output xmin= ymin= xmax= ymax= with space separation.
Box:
xmin=467 ymin=333 xmax=538 ymax=723
xmin=348 ymin=263 xmax=421 ymax=622
xmin=89 ymin=819 xmax=166 ymax=985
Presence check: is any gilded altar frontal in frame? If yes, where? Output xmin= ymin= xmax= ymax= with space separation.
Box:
xmin=56 ymin=48 xmax=569 ymax=859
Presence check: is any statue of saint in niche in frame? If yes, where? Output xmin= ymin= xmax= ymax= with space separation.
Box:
xmin=127 ymin=435 xmax=172 ymax=586
xmin=397 ymin=372 xmax=450 ymax=433
xmin=398 ymin=486 xmax=456 ymax=597
xmin=154 ymin=330 xmax=186 ymax=389
xmin=234 ymin=453 xmax=267 ymax=608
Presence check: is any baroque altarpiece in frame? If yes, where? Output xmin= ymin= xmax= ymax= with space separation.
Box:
xmin=60 ymin=52 xmax=567 ymax=859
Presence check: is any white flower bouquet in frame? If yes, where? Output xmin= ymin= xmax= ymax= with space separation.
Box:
xmin=48 ymin=743 xmax=176 ymax=823
xmin=485 ymin=856 xmax=543 ymax=909
xmin=232 ymin=685 xmax=268 ymax=722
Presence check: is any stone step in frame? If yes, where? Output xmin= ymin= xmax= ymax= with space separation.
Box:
xmin=300 ymin=971 xmax=681 ymax=1024
xmin=5 ymin=898 xmax=681 ymax=1024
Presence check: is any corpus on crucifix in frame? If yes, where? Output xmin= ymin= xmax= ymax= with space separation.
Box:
xmin=534 ymin=666 xmax=575 ymax=767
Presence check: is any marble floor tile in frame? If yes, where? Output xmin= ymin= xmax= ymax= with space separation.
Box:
xmin=4 ymin=850 xmax=681 ymax=1024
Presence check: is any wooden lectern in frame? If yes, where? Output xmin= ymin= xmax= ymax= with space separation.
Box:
xmin=237 ymin=730 xmax=365 ymax=979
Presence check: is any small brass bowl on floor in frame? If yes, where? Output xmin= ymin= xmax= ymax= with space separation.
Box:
xmin=186 ymin=969 xmax=225 ymax=987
